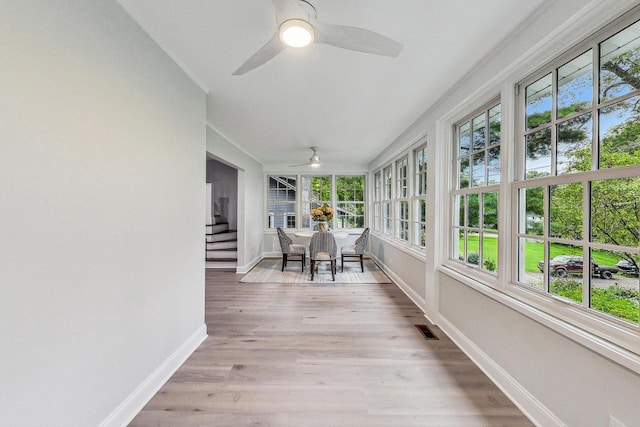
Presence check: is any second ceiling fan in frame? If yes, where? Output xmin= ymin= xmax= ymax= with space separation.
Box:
xmin=233 ymin=0 xmax=403 ymax=76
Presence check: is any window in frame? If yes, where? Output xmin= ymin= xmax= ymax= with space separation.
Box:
xmin=383 ymin=165 xmax=392 ymax=234
xmin=395 ymin=157 xmax=409 ymax=241
xmin=452 ymin=101 xmax=501 ymax=273
xmin=413 ymin=145 xmax=428 ymax=247
xmin=302 ymin=175 xmax=331 ymax=228
xmin=515 ymin=18 xmax=640 ymax=325
xmin=267 ymin=176 xmax=297 ymax=228
xmin=336 ymin=176 xmax=365 ymax=229
xmin=267 ymin=174 xmax=367 ymax=231
xmin=373 ymin=171 xmax=382 ymax=231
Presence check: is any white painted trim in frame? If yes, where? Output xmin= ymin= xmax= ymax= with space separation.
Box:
xmin=370 ymin=254 xmax=426 ymax=312
xmin=206 ymin=122 xmax=263 ymax=166
xmin=437 ymin=315 xmax=565 ymax=427
xmin=99 ymin=324 xmax=207 ymax=427
xmin=236 ymin=254 xmax=263 ymax=274
xmin=440 ymin=266 xmax=640 ymax=375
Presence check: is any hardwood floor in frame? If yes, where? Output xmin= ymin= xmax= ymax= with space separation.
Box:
xmin=130 ymin=269 xmax=533 ymax=426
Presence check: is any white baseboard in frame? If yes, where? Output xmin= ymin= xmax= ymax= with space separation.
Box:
xmin=370 ymin=254 xmax=426 ymax=312
xmin=99 ymin=324 xmax=208 ymax=427
xmin=436 ymin=316 xmax=564 ymax=427
xmin=236 ymin=254 xmax=263 ymax=274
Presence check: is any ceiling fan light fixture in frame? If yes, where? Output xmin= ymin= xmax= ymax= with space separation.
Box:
xmin=309 ymin=151 xmax=320 ymax=165
xmin=279 ymin=19 xmax=314 ymax=48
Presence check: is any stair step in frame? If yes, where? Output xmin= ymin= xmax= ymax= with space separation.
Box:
xmin=206 ymin=231 xmax=237 ymax=242
xmin=206 ymin=223 xmax=229 ymax=234
xmin=206 ymin=241 xmax=237 ymax=250
xmin=206 ymin=249 xmax=237 ymax=260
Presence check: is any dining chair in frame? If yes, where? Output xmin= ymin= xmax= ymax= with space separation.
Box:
xmin=276 ymin=227 xmax=306 ymax=272
xmin=341 ymin=227 xmax=370 ymax=272
xmin=309 ymin=232 xmax=337 ymax=281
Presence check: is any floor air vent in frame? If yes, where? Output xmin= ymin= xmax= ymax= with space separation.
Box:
xmin=415 ymin=324 xmax=439 ymax=340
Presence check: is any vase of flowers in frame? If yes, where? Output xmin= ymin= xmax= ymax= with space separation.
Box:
xmin=311 ymin=203 xmax=334 ymax=232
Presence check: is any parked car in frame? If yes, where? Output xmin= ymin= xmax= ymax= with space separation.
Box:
xmin=615 ymin=259 xmax=639 ymax=276
xmin=537 ymin=255 xmax=619 ymax=279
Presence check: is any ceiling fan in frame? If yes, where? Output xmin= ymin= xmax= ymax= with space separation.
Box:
xmin=289 ymin=146 xmax=321 ymax=167
xmin=233 ymin=0 xmax=403 ymax=76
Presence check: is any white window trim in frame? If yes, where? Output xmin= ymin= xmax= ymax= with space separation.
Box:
xmin=436 ymin=1 xmax=640 ymax=368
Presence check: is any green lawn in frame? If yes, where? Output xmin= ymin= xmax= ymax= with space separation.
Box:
xmin=461 ymin=235 xmax=621 ymax=272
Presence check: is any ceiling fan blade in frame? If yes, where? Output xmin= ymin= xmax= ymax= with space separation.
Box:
xmin=288 ymin=162 xmax=312 ymax=167
xmin=313 ymin=20 xmax=403 ymax=57
xmin=233 ymin=31 xmax=286 ymax=76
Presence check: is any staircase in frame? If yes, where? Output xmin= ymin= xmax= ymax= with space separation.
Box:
xmin=206 ymin=222 xmax=237 ymax=269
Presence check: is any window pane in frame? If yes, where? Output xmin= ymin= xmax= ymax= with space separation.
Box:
xmin=468 ymin=194 xmax=479 ymax=228
xmin=467 ymin=234 xmax=480 ymax=266
xmin=472 ymin=152 xmax=486 ymax=187
xmin=482 ymin=232 xmax=498 ymax=273
xmin=526 ymin=128 xmax=552 ymax=178
xmin=453 ymin=227 xmax=465 ymax=262
xmin=526 ymin=73 xmax=552 ymax=130
xmin=383 ymin=166 xmax=392 ymax=199
xmin=472 ymin=113 xmax=486 ymax=151
xmin=415 ymin=221 xmax=427 ymax=247
xmin=459 ymin=122 xmax=470 ymax=156
xmin=522 ymin=187 xmax=544 ymax=236
xmin=599 ymin=20 xmax=640 ymax=103
xmin=591 ymin=177 xmax=640 ymax=247
xmin=414 ymin=199 xmax=427 ymax=247
xmin=598 ymin=94 xmax=640 ymax=169
xmin=547 ymin=244 xmax=584 ymax=303
xmin=383 ymin=202 xmax=392 ymax=234
xmin=397 ymin=158 xmax=408 ymax=198
xmin=267 ymin=176 xmax=297 ymax=228
xmin=487 ymin=146 xmax=501 ymax=184
xmin=557 ymin=113 xmax=592 ymax=174
xmin=550 ymin=182 xmax=583 ymax=240
xmin=337 ymin=176 xmax=364 ymax=201
xmin=489 ymin=104 xmax=501 ymax=146
xmin=459 ymin=157 xmax=470 ymax=189
xmin=415 ymin=146 xmax=428 ymax=196
xmin=557 ymin=50 xmax=593 ymax=118
xmin=455 ymin=194 xmax=465 ymax=227
xmin=519 ymin=237 xmax=544 ymax=289
xmin=591 ymin=251 xmax=638 ymax=324
xmin=483 ymin=192 xmax=498 ymax=231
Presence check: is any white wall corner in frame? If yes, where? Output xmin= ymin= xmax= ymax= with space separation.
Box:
xmin=99 ymin=324 xmax=208 ymax=427
xmin=436 ymin=316 xmax=566 ymax=427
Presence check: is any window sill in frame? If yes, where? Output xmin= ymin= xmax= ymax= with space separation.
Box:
xmin=370 ymin=231 xmax=426 ymax=261
xmin=438 ymin=263 xmax=640 ymax=375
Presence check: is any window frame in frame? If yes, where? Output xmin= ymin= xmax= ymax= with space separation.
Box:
xmin=266 ymin=173 xmax=367 ymax=232
xmin=266 ymin=175 xmax=298 ymax=229
xmin=509 ymin=10 xmax=640 ymax=353
xmin=382 ymin=164 xmax=393 ymax=235
xmin=336 ymin=175 xmax=366 ymax=229
xmin=412 ymin=144 xmax=428 ymax=248
xmin=451 ymin=98 xmax=502 ymax=275
xmin=395 ymin=156 xmax=409 ymax=241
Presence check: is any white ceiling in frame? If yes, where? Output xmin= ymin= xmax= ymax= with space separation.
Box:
xmin=117 ymin=0 xmax=546 ymax=169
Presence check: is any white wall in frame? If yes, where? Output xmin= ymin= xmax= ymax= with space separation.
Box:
xmin=206 ymin=125 xmax=264 ymax=272
xmin=369 ymin=234 xmax=426 ymax=303
xmin=368 ymin=0 xmax=640 ymax=425
xmin=0 ymin=1 xmax=206 ymax=425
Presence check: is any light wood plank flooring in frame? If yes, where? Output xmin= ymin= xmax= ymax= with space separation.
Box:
xmin=130 ymin=269 xmax=533 ymax=426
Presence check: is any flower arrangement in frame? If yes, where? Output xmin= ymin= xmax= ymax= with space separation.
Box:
xmin=311 ymin=203 xmax=334 ymax=222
